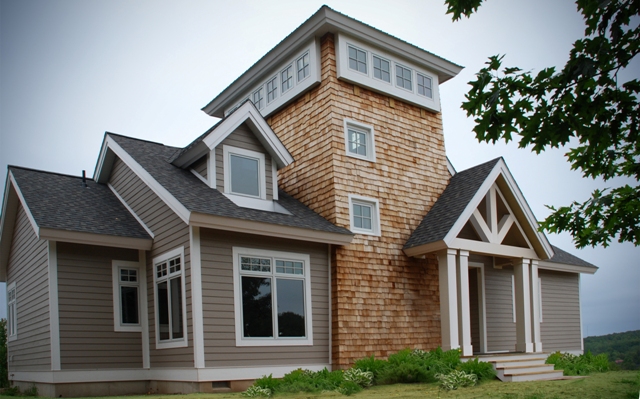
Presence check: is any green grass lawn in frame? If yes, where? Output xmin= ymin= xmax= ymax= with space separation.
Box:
xmin=2 ymin=371 xmax=638 ymax=399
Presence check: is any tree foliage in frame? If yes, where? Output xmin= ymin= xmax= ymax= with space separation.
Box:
xmin=445 ymin=0 xmax=640 ymax=248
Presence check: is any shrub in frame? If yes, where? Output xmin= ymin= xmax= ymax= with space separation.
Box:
xmin=343 ymin=368 xmax=373 ymax=388
xmin=242 ymin=385 xmax=272 ymax=397
xmin=337 ymin=380 xmax=362 ymax=396
xmin=353 ymin=355 xmax=387 ymax=379
xmin=436 ymin=370 xmax=477 ymax=390
xmin=546 ymin=351 xmax=610 ymax=376
xmin=253 ymin=374 xmax=280 ymax=393
xmin=457 ymin=358 xmax=496 ymax=382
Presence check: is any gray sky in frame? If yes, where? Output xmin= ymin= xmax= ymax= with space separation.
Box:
xmin=1 ymin=0 xmax=638 ymax=338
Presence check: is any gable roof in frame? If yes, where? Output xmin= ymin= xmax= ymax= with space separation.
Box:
xmin=171 ymin=100 xmax=294 ymax=169
xmin=540 ymin=245 xmax=598 ymax=274
xmin=95 ymin=133 xmax=353 ymax=245
xmin=404 ymin=157 xmax=553 ymax=259
xmin=202 ymin=5 xmax=464 ymax=118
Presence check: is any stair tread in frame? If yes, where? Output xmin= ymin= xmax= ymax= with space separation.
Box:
xmin=497 ymin=364 xmax=553 ymax=370
xmin=505 ymin=369 xmax=563 ymax=376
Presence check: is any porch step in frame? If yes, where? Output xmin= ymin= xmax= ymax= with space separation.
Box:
xmin=473 ymin=353 xmax=565 ymax=382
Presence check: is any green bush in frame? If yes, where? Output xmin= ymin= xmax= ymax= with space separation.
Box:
xmin=353 ymin=355 xmax=387 ymax=379
xmin=457 ymin=358 xmax=496 ymax=382
xmin=343 ymin=368 xmax=373 ymax=387
xmin=0 ymin=319 xmax=7 ymax=388
xmin=436 ymin=370 xmax=477 ymax=390
xmin=253 ymin=374 xmax=280 ymax=393
xmin=337 ymin=380 xmax=362 ymax=396
xmin=546 ymin=351 xmax=610 ymax=376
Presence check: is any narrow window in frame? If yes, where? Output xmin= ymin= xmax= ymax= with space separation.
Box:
xmin=349 ymin=195 xmax=381 ymax=236
xmin=348 ymin=45 xmax=367 ymax=74
xmin=154 ymin=248 xmax=186 ymax=348
xmin=417 ymin=73 xmax=433 ymax=98
xmin=396 ymin=64 xmax=412 ymax=90
xmin=297 ymin=53 xmax=310 ymax=82
xmin=252 ymin=88 xmax=264 ymax=110
xmin=118 ymin=268 xmax=140 ymax=327
xmin=373 ymin=55 xmax=390 ymax=83
xmin=7 ymin=283 xmax=17 ymax=340
xmin=266 ymin=76 xmax=277 ymax=103
xmin=281 ymin=65 xmax=293 ymax=93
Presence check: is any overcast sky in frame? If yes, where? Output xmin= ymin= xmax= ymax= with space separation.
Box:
xmin=1 ymin=0 xmax=638 ymax=338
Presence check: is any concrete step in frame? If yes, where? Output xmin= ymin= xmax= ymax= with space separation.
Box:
xmin=504 ymin=370 xmax=565 ymax=382
xmin=493 ymin=359 xmax=547 ymax=368
xmin=475 ymin=353 xmax=547 ymax=363
xmin=496 ymin=364 xmax=556 ymax=376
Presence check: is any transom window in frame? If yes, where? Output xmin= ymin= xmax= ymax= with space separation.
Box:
xmin=349 ymin=195 xmax=381 ymax=236
xmin=252 ymin=88 xmax=264 ymax=110
xmin=373 ymin=55 xmax=390 ymax=83
xmin=234 ymin=248 xmax=313 ymax=346
xmin=344 ymin=119 xmax=376 ymax=162
xmin=297 ymin=53 xmax=310 ymax=82
xmin=281 ymin=65 xmax=293 ymax=93
xmin=7 ymin=282 xmax=17 ymax=341
xmin=396 ymin=64 xmax=412 ymax=90
xmin=417 ymin=73 xmax=433 ymax=98
xmin=112 ymin=261 xmax=142 ymax=332
xmin=154 ymin=247 xmax=186 ymax=348
xmin=348 ymin=45 xmax=367 ymax=74
xmin=266 ymin=76 xmax=277 ymax=103
xmin=224 ymin=145 xmax=266 ymax=199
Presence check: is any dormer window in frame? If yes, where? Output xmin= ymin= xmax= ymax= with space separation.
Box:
xmin=223 ymin=145 xmax=266 ymax=199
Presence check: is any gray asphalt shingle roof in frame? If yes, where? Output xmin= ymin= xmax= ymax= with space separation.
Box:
xmin=548 ymin=245 xmax=598 ymax=269
xmin=404 ymin=158 xmax=500 ymax=249
xmin=10 ymin=167 xmax=151 ymax=239
xmin=109 ymin=133 xmax=352 ymax=236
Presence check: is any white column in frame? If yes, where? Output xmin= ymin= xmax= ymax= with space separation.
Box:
xmin=514 ymin=258 xmax=533 ymax=352
xmin=48 ymin=241 xmax=61 ymax=371
xmin=438 ymin=249 xmax=459 ymax=351
xmin=457 ymin=250 xmax=473 ymax=356
xmin=139 ymin=250 xmax=150 ymax=369
xmin=529 ymin=260 xmax=542 ymax=352
xmin=190 ymin=226 xmax=205 ymax=368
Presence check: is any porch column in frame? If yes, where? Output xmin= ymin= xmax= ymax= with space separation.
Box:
xmin=457 ymin=250 xmax=473 ymax=356
xmin=514 ymin=258 xmax=533 ymax=352
xmin=529 ymin=260 xmax=542 ymax=352
xmin=438 ymin=249 xmax=459 ymax=351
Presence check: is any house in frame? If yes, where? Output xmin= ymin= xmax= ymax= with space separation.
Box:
xmin=0 ymin=6 xmax=597 ymax=397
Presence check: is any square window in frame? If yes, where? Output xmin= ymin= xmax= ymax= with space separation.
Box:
xmin=417 ymin=73 xmax=433 ymax=98
xmin=349 ymin=195 xmax=381 ymax=236
xmin=297 ymin=53 xmax=310 ymax=82
xmin=113 ymin=262 xmax=143 ymax=332
xmin=344 ymin=120 xmax=375 ymax=162
xmin=396 ymin=64 xmax=412 ymax=91
xmin=281 ymin=65 xmax=293 ymax=93
xmin=252 ymin=88 xmax=264 ymax=110
xmin=233 ymin=248 xmax=313 ymax=346
xmin=373 ymin=55 xmax=390 ymax=83
xmin=223 ymin=145 xmax=267 ymax=200
xmin=348 ymin=45 xmax=367 ymax=74
xmin=266 ymin=76 xmax=277 ymax=103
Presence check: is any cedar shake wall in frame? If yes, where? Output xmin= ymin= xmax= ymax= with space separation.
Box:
xmin=6 ymin=205 xmax=51 ymax=372
xmin=109 ymin=157 xmax=193 ymax=368
xmin=270 ymin=34 xmax=448 ymax=367
xmin=57 ymin=243 xmax=141 ymax=369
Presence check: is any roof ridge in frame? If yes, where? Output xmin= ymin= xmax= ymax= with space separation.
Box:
xmin=9 ymin=165 xmax=95 ymax=181
xmin=106 ymin=131 xmax=180 ymax=149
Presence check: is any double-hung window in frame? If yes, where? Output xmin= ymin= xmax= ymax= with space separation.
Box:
xmin=281 ymin=65 xmax=293 ymax=93
xmin=373 ymin=55 xmax=390 ymax=83
xmin=252 ymin=88 xmax=264 ymax=110
xmin=112 ymin=261 xmax=142 ymax=332
xmin=344 ymin=119 xmax=375 ymax=162
xmin=266 ymin=76 xmax=277 ymax=103
xmin=396 ymin=64 xmax=412 ymax=91
xmin=297 ymin=53 xmax=310 ymax=82
xmin=223 ymin=145 xmax=266 ymax=199
xmin=233 ymin=247 xmax=313 ymax=346
xmin=348 ymin=45 xmax=367 ymax=74
xmin=7 ymin=282 xmax=17 ymax=341
xmin=417 ymin=73 xmax=433 ymax=98
xmin=348 ymin=195 xmax=381 ymax=236
xmin=154 ymin=247 xmax=187 ymax=348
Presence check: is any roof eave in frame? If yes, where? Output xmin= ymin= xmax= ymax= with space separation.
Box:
xmin=39 ymin=228 xmax=153 ymax=251
xmin=538 ymin=260 xmax=598 ymax=274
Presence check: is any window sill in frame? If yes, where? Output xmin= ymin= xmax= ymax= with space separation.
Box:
xmin=156 ymin=338 xmax=188 ymax=350
xmin=223 ymin=193 xmax=292 ymax=215
xmin=235 ymin=337 xmax=313 ymax=347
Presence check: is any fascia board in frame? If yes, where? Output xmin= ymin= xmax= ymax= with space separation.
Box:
xmin=403 ymin=240 xmax=448 ymax=257
xmin=171 ymin=142 xmax=209 ymax=169
xmin=106 ymin=135 xmax=191 ymax=225
xmin=39 ymin=228 xmax=152 ymax=250
xmin=538 ymin=260 xmax=598 ymax=275
xmin=202 ymin=102 xmax=294 ymax=168
xmin=7 ymin=172 xmax=40 ymax=238
xmin=93 ymin=135 xmax=117 ymax=184
xmin=190 ymin=212 xmax=353 ymax=246
xmin=202 ymin=6 xmax=463 ymax=117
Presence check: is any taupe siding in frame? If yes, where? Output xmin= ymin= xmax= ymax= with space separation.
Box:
xmin=109 ymin=157 xmax=193 ymax=367
xmin=200 ymin=229 xmax=329 ymax=367
xmin=57 ymin=243 xmax=141 ymax=369
xmin=192 ymin=155 xmax=207 ymax=180
xmin=484 ymin=265 xmax=516 ymax=352
xmin=214 ymin=124 xmax=274 ymax=200
xmin=6 ymin=205 xmax=50 ymax=371
xmin=539 ymin=270 xmax=582 ymax=351
xmin=469 ymin=268 xmax=480 ymax=352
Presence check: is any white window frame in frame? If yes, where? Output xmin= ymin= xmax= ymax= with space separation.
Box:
xmin=281 ymin=64 xmax=293 ymax=94
xmin=266 ymin=76 xmax=278 ymax=104
xmin=252 ymin=88 xmax=264 ymax=110
xmin=417 ymin=73 xmax=433 ymax=98
xmin=223 ymin=145 xmax=267 ymax=200
xmin=112 ymin=261 xmax=143 ymax=332
xmin=343 ymin=119 xmax=376 ymax=162
xmin=372 ymin=54 xmax=391 ymax=84
xmin=7 ymin=282 xmax=17 ymax=341
xmin=153 ymin=247 xmax=187 ymax=349
xmin=348 ymin=194 xmax=381 ymax=236
xmin=395 ymin=63 xmax=413 ymax=92
xmin=347 ymin=44 xmax=368 ymax=75
xmin=232 ymin=247 xmax=313 ymax=347
xmin=296 ymin=52 xmax=310 ymax=82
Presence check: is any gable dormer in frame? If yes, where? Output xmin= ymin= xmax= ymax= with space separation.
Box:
xmin=173 ymin=101 xmax=294 ymax=213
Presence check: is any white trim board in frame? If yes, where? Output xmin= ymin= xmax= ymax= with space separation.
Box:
xmin=48 ymin=241 xmax=61 ymax=371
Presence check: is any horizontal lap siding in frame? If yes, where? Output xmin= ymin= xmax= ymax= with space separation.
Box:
xmin=57 ymin=243 xmax=141 ymax=369
xmin=540 ymin=270 xmax=582 ymax=351
xmin=200 ymin=229 xmax=329 ymax=367
xmin=109 ymin=157 xmax=193 ymax=367
xmin=7 ymin=205 xmax=50 ymax=371
xmin=215 ymin=124 xmax=273 ymax=200
xmin=192 ymin=156 xmax=207 ymax=180
xmin=484 ymin=266 xmax=516 ymax=352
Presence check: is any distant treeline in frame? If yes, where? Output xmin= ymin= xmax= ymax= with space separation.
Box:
xmin=584 ymin=330 xmax=640 ymax=370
